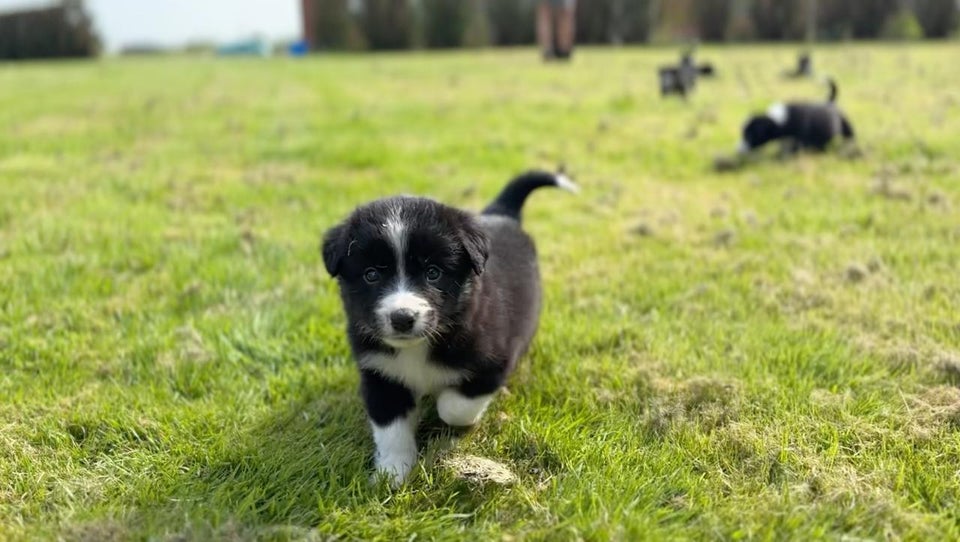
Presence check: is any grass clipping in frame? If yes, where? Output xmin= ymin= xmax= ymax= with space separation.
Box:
xmin=441 ymin=455 xmax=518 ymax=486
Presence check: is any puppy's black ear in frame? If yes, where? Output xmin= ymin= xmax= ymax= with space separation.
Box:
xmin=321 ymin=223 xmax=348 ymax=277
xmin=460 ymin=216 xmax=489 ymax=275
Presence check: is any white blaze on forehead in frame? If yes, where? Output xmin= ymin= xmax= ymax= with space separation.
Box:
xmin=766 ymin=102 xmax=788 ymax=126
xmin=384 ymin=215 xmax=407 ymax=275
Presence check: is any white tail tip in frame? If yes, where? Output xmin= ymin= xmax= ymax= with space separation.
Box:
xmin=555 ymin=173 xmax=580 ymax=193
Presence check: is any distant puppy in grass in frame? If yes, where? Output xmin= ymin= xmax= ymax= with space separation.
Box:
xmin=737 ymin=78 xmax=856 ymax=155
xmin=322 ymin=171 xmax=577 ymax=486
xmin=715 ymin=78 xmax=858 ymax=171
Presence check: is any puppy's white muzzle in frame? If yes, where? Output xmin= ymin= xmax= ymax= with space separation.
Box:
xmin=376 ymin=291 xmax=433 ymax=346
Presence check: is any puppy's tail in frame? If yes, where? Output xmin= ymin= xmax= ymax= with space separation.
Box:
xmin=824 ymin=77 xmax=838 ymax=103
xmin=482 ymin=170 xmax=579 ymax=221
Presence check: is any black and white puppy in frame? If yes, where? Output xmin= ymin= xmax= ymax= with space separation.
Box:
xmin=738 ymin=78 xmax=855 ymax=154
xmin=322 ymin=171 xmax=577 ymax=485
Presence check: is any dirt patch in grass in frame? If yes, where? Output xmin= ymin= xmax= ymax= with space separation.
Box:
xmin=62 ymin=519 xmax=128 ymax=542
xmin=870 ymin=172 xmax=913 ymax=202
xmin=906 ymin=386 xmax=960 ymax=440
xmin=442 ymin=454 xmax=518 ymax=486
xmin=853 ymin=333 xmax=960 ymax=379
xmin=645 ymin=376 xmax=742 ymax=434
xmin=938 ymin=354 xmax=960 ymax=385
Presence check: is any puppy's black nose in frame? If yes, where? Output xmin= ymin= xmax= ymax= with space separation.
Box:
xmin=390 ymin=309 xmax=417 ymax=333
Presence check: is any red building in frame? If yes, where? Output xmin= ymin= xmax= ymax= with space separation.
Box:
xmin=301 ymin=0 xmax=318 ymax=49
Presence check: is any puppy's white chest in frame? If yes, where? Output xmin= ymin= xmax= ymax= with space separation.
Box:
xmin=361 ymin=343 xmax=463 ymax=396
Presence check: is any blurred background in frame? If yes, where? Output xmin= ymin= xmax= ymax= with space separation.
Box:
xmin=1 ymin=0 xmax=958 ymax=60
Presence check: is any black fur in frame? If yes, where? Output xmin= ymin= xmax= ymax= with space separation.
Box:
xmin=658 ymin=65 xmax=696 ymax=98
xmin=322 ymin=171 xmax=572 ymax=440
xmin=658 ymin=51 xmax=716 ymax=98
xmin=739 ymin=78 xmax=855 ymax=153
xmin=784 ymin=52 xmax=813 ymax=79
xmin=323 ymin=197 xmax=486 ymax=351
xmin=361 ymin=369 xmax=416 ymax=425
xmin=483 ymin=170 xmax=567 ymax=221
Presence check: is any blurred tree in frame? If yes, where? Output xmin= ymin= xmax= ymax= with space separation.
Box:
xmin=422 ymin=0 xmax=469 ymax=48
xmin=848 ymin=0 xmax=899 ymax=38
xmin=182 ymin=41 xmax=217 ymax=54
xmin=619 ymin=0 xmax=654 ymax=42
xmin=302 ymin=0 xmax=954 ymax=49
xmin=881 ymin=9 xmax=924 ymax=39
xmin=574 ymin=0 xmax=650 ymax=44
xmin=816 ymin=0 xmax=851 ymax=40
xmin=312 ymin=0 xmax=351 ymax=49
xmin=695 ymin=0 xmax=734 ymax=41
xmin=576 ymin=0 xmax=613 ymax=43
xmin=462 ymin=0 xmax=492 ymax=47
xmin=487 ymin=0 xmax=536 ymax=45
xmin=724 ymin=0 xmax=757 ymax=41
xmin=651 ymin=0 xmax=697 ymax=41
xmin=360 ymin=0 xmax=413 ymax=49
xmin=0 ymin=0 xmax=100 ymax=59
xmin=913 ymin=0 xmax=959 ymax=37
xmin=750 ymin=0 xmax=806 ymax=40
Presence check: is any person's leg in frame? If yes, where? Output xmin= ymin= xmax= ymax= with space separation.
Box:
xmin=536 ymin=2 xmax=555 ymax=60
xmin=555 ymin=0 xmax=576 ymax=58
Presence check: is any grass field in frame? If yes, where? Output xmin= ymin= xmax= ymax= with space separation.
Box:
xmin=1 ymin=43 xmax=959 ymax=540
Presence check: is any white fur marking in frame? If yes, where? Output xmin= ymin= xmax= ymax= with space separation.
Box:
xmin=767 ymin=102 xmax=788 ymax=126
xmin=360 ymin=343 xmax=463 ymax=397
xmin=554 ymin=173 xmax=580 ymax=193
xmin=384 ymin=209 xmax=407 ymax=280
xmin=437 ymin=389 xmax=494 ymax=427
xmin=376 ymin=290 xmax=432 ymax=337
xmin=378 ymin=210 xmax=432 ymax=338
xmin=737 ymin=139 xmax=750 ymax=154
xmin=371 ymin=416 xmax=417 ymax=486
xmin=479 ymin=214 xmax=515 ymax=227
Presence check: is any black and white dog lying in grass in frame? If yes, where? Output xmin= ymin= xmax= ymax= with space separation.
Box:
xmin=322 ymin=171 xmax=577 ymax=485
xmin=738 ymin=78 xmax=856 ymax=155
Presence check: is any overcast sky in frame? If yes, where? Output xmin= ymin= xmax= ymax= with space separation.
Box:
xmin=0 ymin=0 xmax=302 ymax=51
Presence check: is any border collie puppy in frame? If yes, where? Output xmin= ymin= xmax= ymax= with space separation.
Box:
xmin=783 ymin=52 xmax=813 ymax=79
xmin=658 ymin=65 xmax=696 ymax=98
xmin=738 ymin=78 xmax=856 ymax=154
xmin=322 ymin=171 xmax=577 ymax=485
xmin=659 ymin=51 xmax=715 ymax=99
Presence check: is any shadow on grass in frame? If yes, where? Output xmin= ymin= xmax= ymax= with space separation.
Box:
xmin=103 ymin=377 xmax=503 ymax=539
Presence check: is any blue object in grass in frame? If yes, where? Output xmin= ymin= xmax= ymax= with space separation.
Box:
xmin=288 ymin=40 xmax=309 ymax=57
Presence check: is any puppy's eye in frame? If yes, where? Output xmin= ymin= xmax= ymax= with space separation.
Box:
xmin=425 ymin=265 xmax=442 ymax=282
xmin=363 ymin=268 xmax=381 ymax=284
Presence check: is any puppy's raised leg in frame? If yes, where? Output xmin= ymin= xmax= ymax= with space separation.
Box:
xmin=840 ymin=115 xmax=855 ymax=140
xmin=437 ymin=371 xmax=502 ymax=427
xmin=778 ymin=138 xmax=800 ymax=159
xmin=361 ymin=370 xmax=418 ymax=486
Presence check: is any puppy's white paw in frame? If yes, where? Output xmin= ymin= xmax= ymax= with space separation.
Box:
xmin=372 ymin=452 xmax=416 ymax=487
xmin=437 ymin=389 xmax=494 ymax=427
xmin=370 ymin=417 xmax=417 ymax=487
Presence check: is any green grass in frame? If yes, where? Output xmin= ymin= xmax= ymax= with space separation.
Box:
xmin=1 ymin=43 xmax=959 ymax=540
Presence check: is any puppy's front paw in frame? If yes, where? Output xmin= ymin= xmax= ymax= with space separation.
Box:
xmin=437 ymin=389 xmax=494 ymax=427
xmin=372 ymin=451 xmax=416 ymax=487
xmin=370 ymin=417 xmax=417 ymax=487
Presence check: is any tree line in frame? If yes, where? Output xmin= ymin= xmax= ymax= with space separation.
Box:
xmin=0 ymin=0 xmax=99 ymax=60
xmin=305 ymin=0 xmax=960 ymax=50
